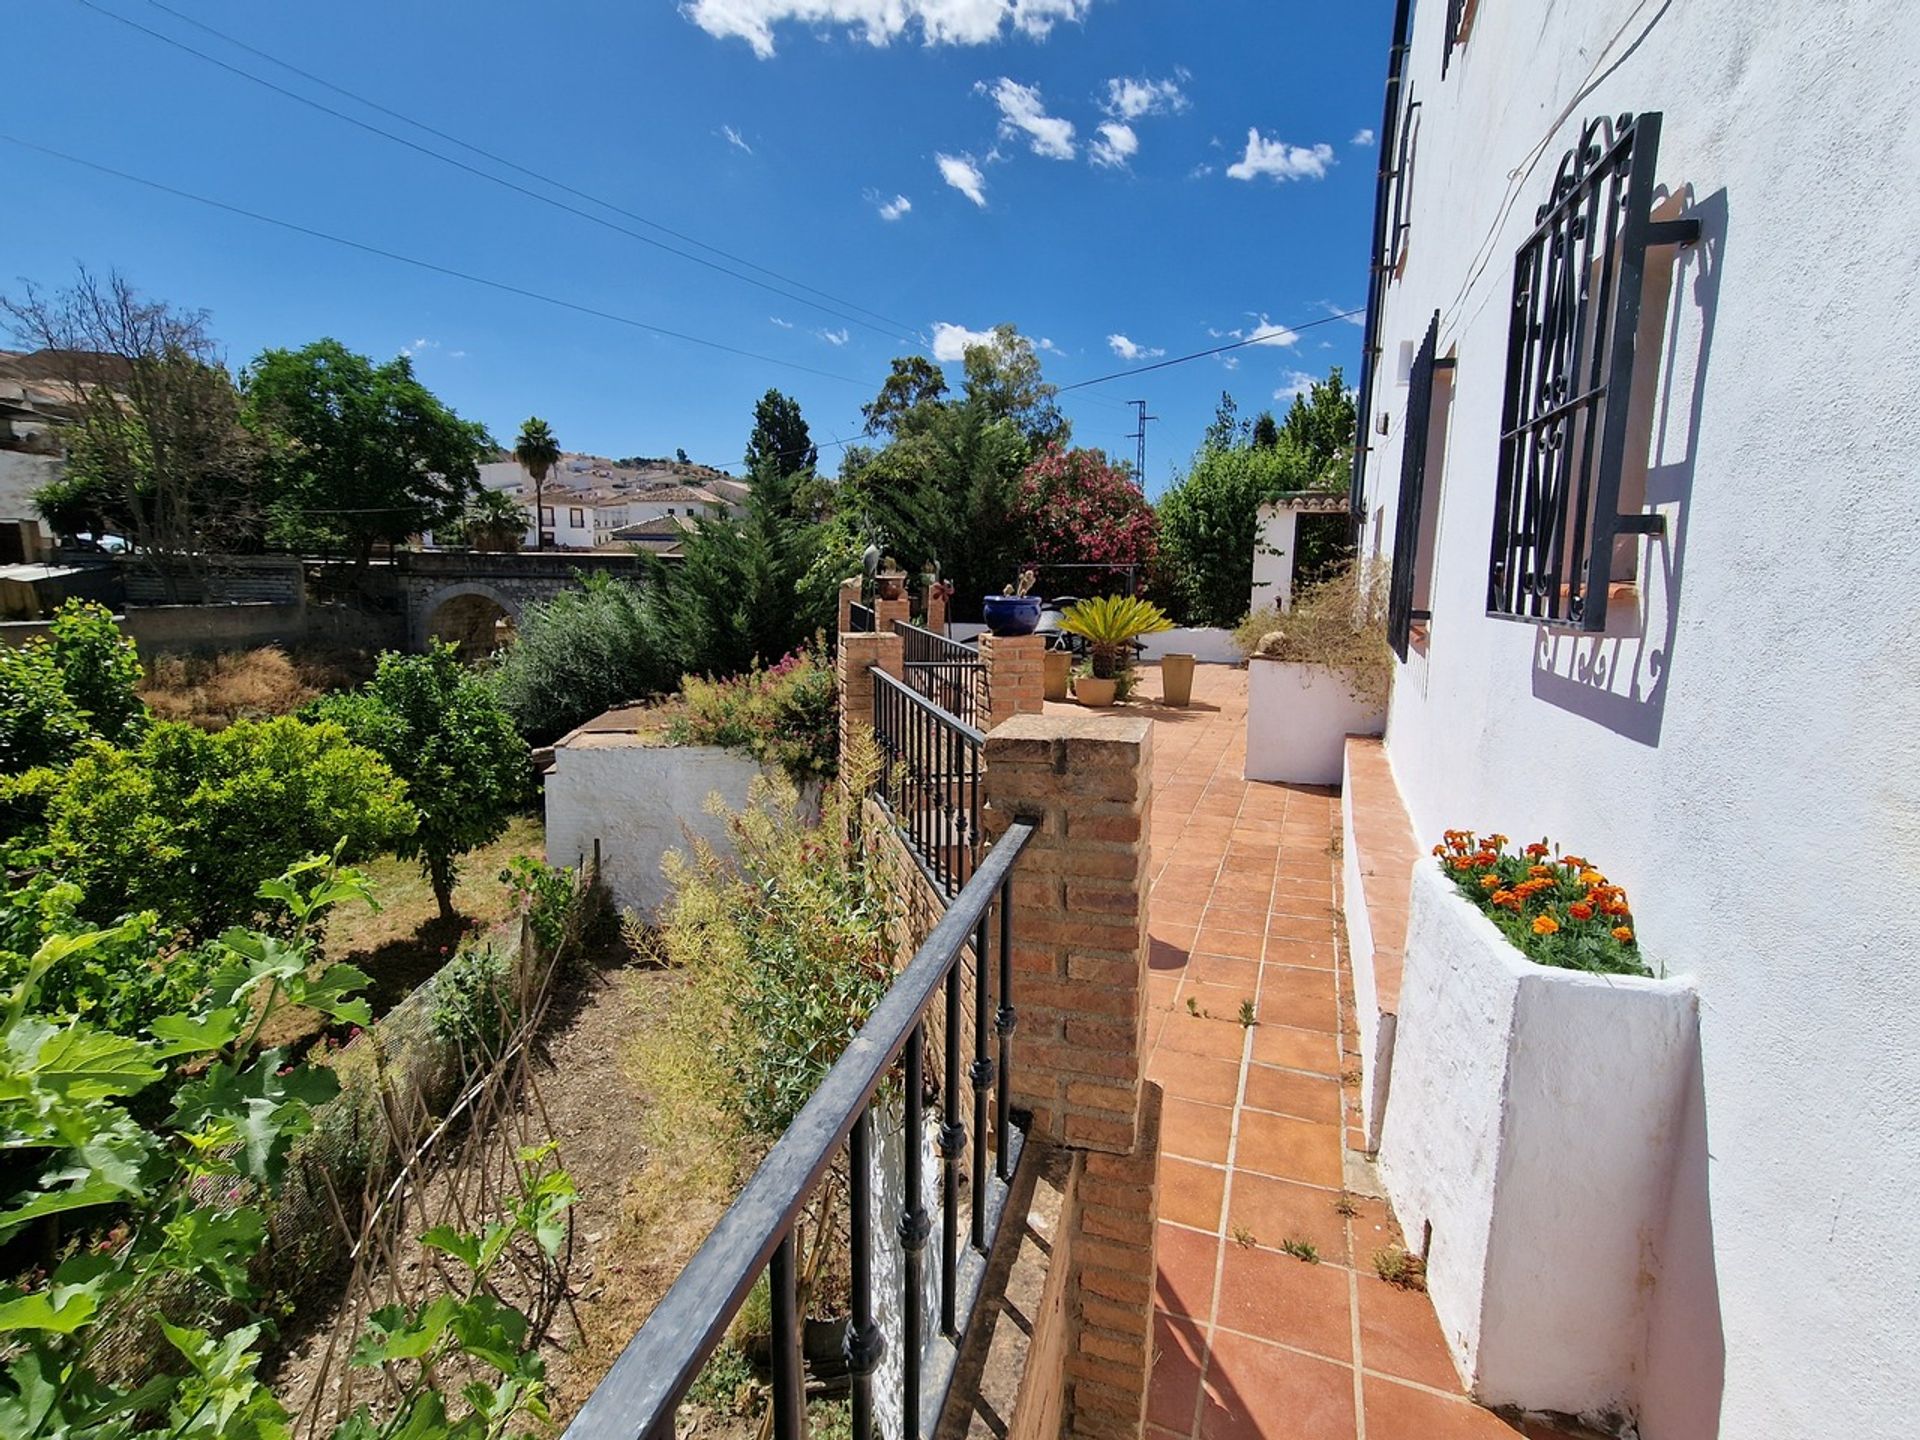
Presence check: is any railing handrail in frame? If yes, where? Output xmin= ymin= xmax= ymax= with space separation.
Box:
xmin=871 ymin=665 xmax=986 ymax=746
xmin=891 ymin=616 xmax=979 ymax=664
xmin=563 ymin=820 xmax=1037 ymax=1440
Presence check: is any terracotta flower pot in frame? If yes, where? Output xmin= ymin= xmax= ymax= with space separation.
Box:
xmin=1044 ymin=650 xmax=1071 ymax=702
xmin=1075 ymin=676 xmax=1117 ymax=708
xmin=1161 ymin=653 xmax=1195 ymax=706
xmin=876 ymin=572 xmax=906 ymax=602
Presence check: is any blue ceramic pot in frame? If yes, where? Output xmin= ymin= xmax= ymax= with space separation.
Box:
xmin=981 ymin=594 xmax=1043 ymax=636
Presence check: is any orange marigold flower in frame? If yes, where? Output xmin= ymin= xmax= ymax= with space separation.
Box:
xmin=1524 ymin=842 xmax=1550 ymax=858
xmin=1528 ymin=864 xmax=1555 ymax=879
xmin=1433 ymin=844 xmax=1447 ymax=857
xmin=1579 ymin=870 xmax=1606 ymax=887
xmin=1471 ymin=851 xmax=1499 ymax=868
xmin=1531 ymin=914 xmax=1560 ymax=936
xmin=1604 ymin=901 xmax=1631 ymax=917
xmin=1560 ymin=855 xmax=1587 ymax=869
xmin=1491 ymin=890 xmax=1520 ymax=909
xmin=1479 ymin=875 xmax=1502 ymax=890
xmin=1487 ymin=834 xmax=1510 ymax=848
xmin=1569 ymin=901 xmax=1594 ymax=921
xmin=1612 ymin=926 xmax=1634 ymax=943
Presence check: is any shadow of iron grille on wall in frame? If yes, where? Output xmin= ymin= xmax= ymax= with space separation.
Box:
xmin=1487 ymin=111 xmax=1698 ymax=633
xmin=871 ymin=668 xmax=984 ymax=899
xmin=560 ymin=822 xmax=1037 ymax=1440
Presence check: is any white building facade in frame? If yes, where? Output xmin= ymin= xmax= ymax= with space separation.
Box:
xmin=1347 ymin=2 xmax=1920 ymax=1437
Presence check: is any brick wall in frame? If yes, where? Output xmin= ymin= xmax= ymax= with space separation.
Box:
xmin=977 ymin=632 xmax=1046 ymax=733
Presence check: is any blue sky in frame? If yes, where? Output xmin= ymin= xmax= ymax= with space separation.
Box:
xmin=3 ymin=0 xmax=1391 ymax=495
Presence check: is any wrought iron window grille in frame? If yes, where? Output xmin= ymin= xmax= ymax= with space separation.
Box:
xmin=1384 ymin=86 xmax=1421 ymax=276
xmin=1486 ymin=111 xmax=1698 ymax=633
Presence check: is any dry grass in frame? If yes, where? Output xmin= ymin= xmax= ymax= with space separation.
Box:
xmin=137 ymin=645 xmax=375 ymax=730
xmin=1232 ymin=563 xmax=1392 ymax=709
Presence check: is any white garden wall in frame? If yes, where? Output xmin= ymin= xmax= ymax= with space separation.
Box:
xmin=1359 ymin=3 xmax=1920 ymax=1433
xmin=1136 ymin=627 xmax=1239 ymax=664
xmin=1244 ymin=658 xmax=1384 ymax=785
xmin=544 ymin=735 xmax=817 ymax=920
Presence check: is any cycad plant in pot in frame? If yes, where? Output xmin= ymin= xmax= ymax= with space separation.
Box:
xmin=1059 ymin=595 xmax=1174 ymax=707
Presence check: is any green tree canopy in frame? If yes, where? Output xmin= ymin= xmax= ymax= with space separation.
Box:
xmin=745 ymin=388 xmax=818 ymax=477
xmin=243 ymin=339 xmax=491 ymax=561
xmin=513 ymin=416 xmax=561 ymax=548
xmin=861 ymin=356 xmax=948 ymax=436
xmin=309 ymin=645 xmax=529 ymax=921
xmin=960 ymin=325 xmax=1070 ymax=448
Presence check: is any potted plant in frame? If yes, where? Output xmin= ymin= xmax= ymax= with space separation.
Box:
xmin=1237 ymin=564 xmax=1389 ymax=784
xmin=1059 ymin=595 xmax=1174 ymax=707
xmin=982 ymin=569 xmax=1043 ymax=636
xmin=1043 ymin=645 xmax=1072 ymax=702
xmin=1377 ymin=834 xmax=1697 ymax=1418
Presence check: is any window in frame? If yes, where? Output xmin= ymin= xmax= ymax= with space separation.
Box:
xmin=1487 ymin=112 xmax=1697 ymax=631
xmin=569 ymin=507 xmax=586 ymax=528
xmin=1388 ymin=314 xmax=1452 ymax=658
xmin=539 ymin=506 xmax=555 ymax=525
xmin=1442 ymin=0 xmax=1468 ymax=77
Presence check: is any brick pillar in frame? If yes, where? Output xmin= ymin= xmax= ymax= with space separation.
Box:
xmin=838 ymin=630 xmax=902 ymax=763
xmin=875 ymin=595 xmax=911 ymax=634
xmin=837 ymin=578 xmax=862 ymax=635
xmin=983 ymin=712 xmax=1159 ymax=1440
xmin=977 ymin=632 xmax=1046 ymax=731
xmin=925 ymin=587 xmax=948 ymax=635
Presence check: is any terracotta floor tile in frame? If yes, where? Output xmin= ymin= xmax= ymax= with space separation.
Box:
xmin=1158 ymin=1157 xmax=1227 ymax=1232
xmin=1224 ymin=1173 xmax=1350 ymax=1263
xmin=1249 ymin=1023 xmax=1342 ymax=1075
xmin=1235 ymin=1111 xmax=1345 ymax=1189
xmin=1267 ymin=911 xmax=1337 ymax=943
xmin=1146 ymin=1049 xmax=1244 ymax=1107
xmin=1214 ymin=1245 xmax=1354 ymax=1362
xmin=1158 ymin=1012 xmax=1251 ymax=1061
xmin=1192 ymin=928 xmax=1263 ymax=961
xmin=1185 ymin=953 xmax=1262 ymax=989
xmin=1198 ymin=1330 xmax=1356 ymax=1440
xmin=1149 ymin=1310 xmax=1209 ymax=1433
xmin=1357 ymin=1274 xmax=1462 ymax=1391
xmin=1242 ymin=1065 xmax=1343 ymax=1125
xmin=1148 ymin=975 xmax=1182 ymax=1011
xmin=1152 ymin=902 xmax=1207 ymax=933
xmin=1347 ymin=1194 xmax=1407 ymax=1258
xmin=1162 ymin=1097 xmax=1236 ymax=1164
xmin=1264 ymin=937 xmax=1336 ymax=969
xmin=1203 ymin=902 xmax=1271 ymax=936
xmin=1156 ymin=877 xmax=1218 ymax=905
xmin=1257 ymin=968 xmax=1340 ymax=1034
xmin=1360 ymin=1376 xmax=1529 ymax=1439
xmin=1156 ymin=1224 xmax=1221 ymax=1321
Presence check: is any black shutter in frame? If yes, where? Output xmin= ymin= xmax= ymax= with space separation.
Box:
xmin=1388 ymin=313 xmax=1440 ymax=660
xmin=1443 ymin=0 xmax=1466 ymax=77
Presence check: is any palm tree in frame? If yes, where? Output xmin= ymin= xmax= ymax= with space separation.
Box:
xmin=513 ymin=417 xmax=561 ymax=548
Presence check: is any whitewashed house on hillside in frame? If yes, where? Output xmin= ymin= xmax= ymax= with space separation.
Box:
xmin=1333 ymin=2 xmax=1920 ymax=1438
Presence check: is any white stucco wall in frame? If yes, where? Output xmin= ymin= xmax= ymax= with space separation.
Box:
xmin=1136 ymin=627 xmax=1241 ymax=664
xmin=543 ymin=737 xmax=814 ymax=921
xmin=1359 ymin=3 xmax=1920 ymax=1435
xmin=1244 ymin=657 xmax=1384 ymax=785
xmin=0 ymin=450 xmax=59 ymax=527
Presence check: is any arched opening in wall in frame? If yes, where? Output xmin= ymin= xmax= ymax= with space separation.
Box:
xmin=428 ymin=592 xmax=515 ymax=660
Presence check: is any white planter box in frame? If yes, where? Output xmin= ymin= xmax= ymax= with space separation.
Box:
xmin=1244 ymin=656 xmax=1385 ymax=785
xmin=1377 ymin=863 xmax=1699 ymax=1418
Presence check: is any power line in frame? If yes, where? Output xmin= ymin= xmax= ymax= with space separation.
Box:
xmin=71 ymin=0 xmax=919 ymax=346
xmin=0 ymin=134 xmax=870 ymax=390
xmin=1057 ymin=308 xmax=1368 ymax=391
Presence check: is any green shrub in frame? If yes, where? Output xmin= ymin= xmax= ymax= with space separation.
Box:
xmin=488 ymin=571 xmax=676 ymax=744
xmin=0 ymin=641 xmax=89 ymax=779
xmin=1235 ymin=564 xmax=1392 ymax=709
xmin=34 ymin=716 xmax=417 ymax=938
xmin=427 ymin=941 xmax=516 ymax=1046
xmin=669 ymin=645 xmax=838 ymax=782
xmin=45 ymin=598 xmax=145 ymax=744
xmin=309 ymin=644 xmax=529 ymax=920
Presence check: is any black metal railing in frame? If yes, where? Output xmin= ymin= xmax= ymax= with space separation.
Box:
xmin=562 ymin=822 xmax=1036 ymax=1440
xmin=892 ymin=619 xmax=982 ymax=729
xmin=871 ymin=668 xmax=984 ymax=897
xmin=847 ymin=601 xmax=876 ymax=633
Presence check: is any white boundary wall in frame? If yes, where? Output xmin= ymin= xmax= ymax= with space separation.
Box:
xmin=1359 ymin=3 xmax=1920 ymax=1435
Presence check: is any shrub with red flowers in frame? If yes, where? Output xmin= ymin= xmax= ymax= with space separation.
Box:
xmin=670 ymin=644 xmax=838 ymax=782
xmin=1008 ymin=445 xmax=1159 ymax=595
xmin=1434 ymin=830 xmax=1650 ymax=977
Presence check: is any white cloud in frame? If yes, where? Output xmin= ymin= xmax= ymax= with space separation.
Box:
xmin=448 ymin=349 xmax=467 ymax=359
xmin=818 ymin=327 xmax=851 ymax=346
xmin=979 ymin=78 xmax=1075 ymax=160
xmin=1239 ymin=315 xmax=1300 ymax=347
xmin=1103 ymin=72 xmax=1189 ymax=120
xmin=1225 ymin=129 xmax=1335 ymax=182
xmin=936 ymin=152 xmax=988 ymax=207
xmin=1036 ymin=336 xmax=1062 ymax=353
xmin=1351 ymin=127 xmax=1375 ymax=147
xmin=1277 ymin=371 xmax=1317 ymax=401
xmin=402 ymin=337 xmax=438 ymax=356
xmin=930 ymin=322 xmax=996 ymax=362
xmin=1318 ymin=299 xmax=1366 ymax=327
xmin=721 ymin=124 xmax=753 ymax=154
xmin=1188 ymin=162 xmax=1215 ymax=180
xmin=1089 ymin=122 xmax=1138 ymax=169
xmin=769 ymin=316 xmax=794 ymax=328
xmin=876 ymin=192 xmax=912 ymax=221
xmin=1106 ymin=333 xmax=1163 ymax=362
xmin=682 ymin=1 xmax=1091 ymax=59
